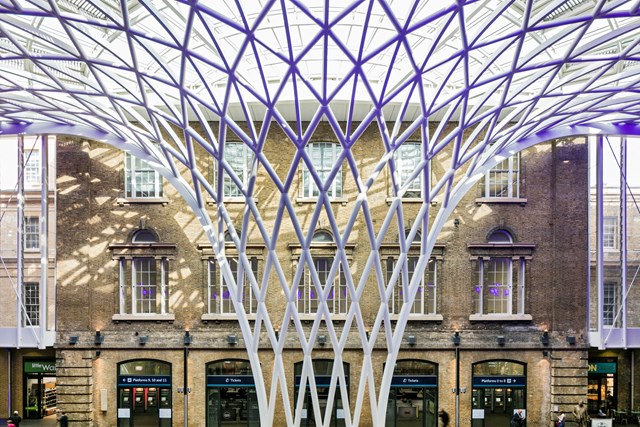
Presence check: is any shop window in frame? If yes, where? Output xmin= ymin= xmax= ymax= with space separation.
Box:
xmin=468 ymin=229 xmax=534 ymax=320
xmin=301 ymin=142 xmax=343 ymax=199
xmin=23 ymin=282 xmax=39 ymax=327
xmin=391 ymin=142 xmax=422 ymax=198
xmin=290 ymin=231 xmax=353 ymax=316
xmin=24 ymin=216 xmax=39 ymax=250
xmin=124 ymin=153 xmax=163 ymax=198
xmin=482 ymin=153 xmax=520 ymax=198
xmin=110 ymin=228 xmax=176 ymax=320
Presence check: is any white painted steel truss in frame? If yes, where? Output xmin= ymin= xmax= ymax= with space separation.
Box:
xmin=1 ymin=1 xmax=640 ymax=426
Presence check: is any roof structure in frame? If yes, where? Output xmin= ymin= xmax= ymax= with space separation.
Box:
xmin=1 ymin=1 xmax=639 ymax=425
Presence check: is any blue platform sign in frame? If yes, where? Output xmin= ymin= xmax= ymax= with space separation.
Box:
xmin=391 ymin=376 xmax=438 ymax=388
xmin=118 ymin=375 xmax=171 ymax=387
xmin=472 ymin=376 xmax=526 ymax=387
xmin=207 ymin=375 xmax=255 ymax=387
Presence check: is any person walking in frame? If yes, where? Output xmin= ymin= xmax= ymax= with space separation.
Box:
xmin=572 ymin=400 xmax=589 ymax=427
xmin=438 ymin=409 xmax=450 ymax=427
xmin=8 ymin=410 xmax=22 ymax=426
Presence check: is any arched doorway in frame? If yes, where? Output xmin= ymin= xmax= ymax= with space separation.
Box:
xmin=386 ymin=359 xmax=439 ymax=427
xmin=117 ymin=359 xmax=172 ymax=427
xmin=206 ymin=359 xmax=259 ymax=426
xmin=471 ymin=360 xmax=526 ymax=427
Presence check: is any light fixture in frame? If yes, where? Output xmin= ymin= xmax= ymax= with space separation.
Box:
xmin=566 ymin=335 xmax=576 ymax=345
xmin=452 ymin=331 xmax=460 ymax=346
xmin=497 ymin=336 xmax=506 ymax=346
xmin=453 ymin=218 xmax=460 ymax=227
xmin=69 ymin=335 xmax=79 ymax=345
xmin=138 ymin=335 xmax=148 ymax=345
xmin=95 ymin=330 xmax=104 ymax=345
xmin=184 ymin=331 xmax=193 ymax=345
xmin=274 ymin=325 xmax=280 ymax=340
xmin=227 ymin=335 xmax=237 ymax=345
xmin=317 ymin=335 xmax=326 ymax=345
xmin=540 ymin=330 xmax=549 ymax=346
xmin=407 ymin=335 xmax=417 ymax=346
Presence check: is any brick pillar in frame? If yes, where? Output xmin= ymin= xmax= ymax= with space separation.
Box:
xmin=56 ymin=349 xmax=94 ymax=426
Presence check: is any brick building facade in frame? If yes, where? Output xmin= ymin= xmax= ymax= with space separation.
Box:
xmin=53 ymin=126 xmax=590 ymax=427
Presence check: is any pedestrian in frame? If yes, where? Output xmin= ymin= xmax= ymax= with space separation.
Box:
xmin=59 ymin=411 xmax=69 ymax=427
xmin=8 ymin=410 xmax=22 ymax=426
xmin=572 ymin=400 xmax=589 ymax=427
xmin=511 ymin=410 xmax=524 ymax=427
xmin=438 ymin=409 xmax=450 ymax=427
xmin=556 ymin=412 xmax=566 ymax=427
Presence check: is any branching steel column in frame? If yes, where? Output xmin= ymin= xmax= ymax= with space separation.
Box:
xmin=39 ymin=135 xmax=49 ymax=348
xmin=621 ymin=138 xmax=628 ymax=348
xmin=596 ymin=135 xmax=605 ymax=349
xmin=16 ymin=136 xmax=24 ymax=348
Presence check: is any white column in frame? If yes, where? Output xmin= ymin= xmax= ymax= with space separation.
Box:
xmin=39 ymin=135 xmax=49 ymax=348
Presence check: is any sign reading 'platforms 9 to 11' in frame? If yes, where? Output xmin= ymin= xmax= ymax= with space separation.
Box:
xmin=118 ymin=375 xmax=171 ymax=387
xmin=472 ymin=376 xmax=526 ymax=387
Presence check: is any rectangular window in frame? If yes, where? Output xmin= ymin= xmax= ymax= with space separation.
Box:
xmin=23 ymin=282 xmax=39 ymax=327
xmin=24 ymin=216 xmax=39 ymax=250
xmin=126 ymin=257 xmax=168 ymax=314
xmin=603 ymin=217 xmax=617 ymax=249
xmin=124 ymin=153 xmax=163 ymax=198
xmin=302 ymin=143 xmax=343 ymax=199
xmin=209 ymin=257 xmax=259 ymax=315
xmin=24 ymin=150 xmax=41 ymax=185
xmin=392 ymin=143 xmax=422 ymax=198
xmin=299 ymin=258 xmax=347 ymax=315
xmin=603 ymin=282 xmax=617 ymax=326
xmin=483 ymin=153 xmax=520 ymax=198
xmin=386 ymin=257 xmax=436 ymax=315
xmin=220 ymin=143 xmax=254 ymax=197
xmin=474 ymin=257 xmax=524 ymax=315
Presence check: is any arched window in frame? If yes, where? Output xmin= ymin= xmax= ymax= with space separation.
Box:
xmin=110 ymin=227 xmax=176 ymax=319
xmin=469 ymin=229 xmax=534 ymax=319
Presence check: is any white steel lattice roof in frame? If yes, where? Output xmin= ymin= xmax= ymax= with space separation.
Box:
xmin=2 ymin=1 xmax=640 ymax=426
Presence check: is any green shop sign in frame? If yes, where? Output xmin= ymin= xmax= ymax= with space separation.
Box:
xmin=24 ymin=361 xmax=56 ymax=374
xmin=588 ymin=362 xmax=617 ymax=374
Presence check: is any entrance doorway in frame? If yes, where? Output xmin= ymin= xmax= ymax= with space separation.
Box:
xmin=294 ymin=359 xmax=350 ymax=427
xmin=588 ymin=359 xmax=617 ymax=415
xmin=471 ymin=360 xmax=526 ymax=427
xmin=23 ymin=359 xmax=57 ymax=419
xmin=117 ymin=360 xmax=172 ymax=427
xmin=385 ymin=360 xmax=439 ymax=427
xmin=206 ymin=359 xmax=260 ymax=426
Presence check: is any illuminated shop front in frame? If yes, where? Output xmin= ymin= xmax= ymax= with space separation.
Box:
xmin=386 ymin=360 xmax=439 ymax=427
xmin=117 ymin=360 xmax=172 ymax=427
xmin=294 ymin=359 xmax=350 ymax=427
xmin=206 ymin=359 xmax=259 ymax=426
xmin=23 ymin=359 xmax=57 ymax=419
xmin=471 ymin=360 xmax=526 ymax=427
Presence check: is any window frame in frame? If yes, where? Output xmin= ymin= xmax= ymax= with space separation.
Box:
xmin=24 ymin=149 xmax=41 ymax=187
xmin=603 ymin=216 xmax=617 ymax=250
xmin=109 ymin=229 xmax=176 ymax=321
xmin=216 ymin=142 xmax=255 ymax=199
xmin=603 ymin=281 xmax=618 ymax=327
xmin=23 ymin=282 xmax=40 ymax=327
xmin=482 ymin=152 xmax=521 ymax=199
xmin=301 ymin=142 xmax=343 ymax=200
xmin=24 ymin=216 xmax=40 ymax=250
xmin=468 ymin=230 xmax=534 ymax=321
xmin=124 ymin=152 xmax=163 ymax=199
xmin=391 ymin=142 xmax=422 ymax=198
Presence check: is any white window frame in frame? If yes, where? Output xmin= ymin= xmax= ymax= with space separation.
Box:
xmin=24 ymin=216 xmax=40 ymax=250
xmin=392 ymin=143 xmax=422 ymax=198
xmin=208 ymin=256 xmax=259 ymax=315
xmin=24 ymin=149 xmax=40 ymax=186
xmin=23 ymin=282 xmax=40 ymax=327
xmin=302 ymin=142 xmax=343 ymax=199
xmin=124 ymin=152 xmax=163 ymax=198
xmin=387 ymin=257 xmax=436 ymax=315
xmin=603 ymin=216 xmax=617 ymax=250
xmin=603 ymin=282 xmax=617 ymax=326
xmin=483 ymin=153 xmax=520 ymax=198
xmin=127 ymin=257 xmax=168 ymax=315
xmin=219 ymin=143 xmax=254 ymax=198
xmin=299 ymin=257 xmax=347 ymax=315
